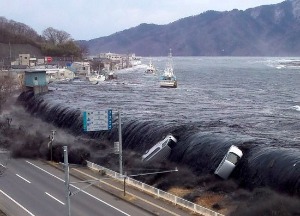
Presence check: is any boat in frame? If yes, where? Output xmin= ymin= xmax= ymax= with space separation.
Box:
xmin=159 ymin=49 xmax=177 ymax=88
xmin=130 ymin=56 xmax=142 ymax=66
xmin=87 ymin=71 xmax=105 ymax=84
xmin=145 ymin=59 xmax=156 ymax=74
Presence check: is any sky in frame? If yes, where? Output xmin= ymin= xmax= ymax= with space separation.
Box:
xmin=0 ymin=0 xmax=285 ymax=41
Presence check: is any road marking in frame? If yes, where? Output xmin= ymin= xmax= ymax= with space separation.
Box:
xmin=16 ymin=174 xmax=31 ymax=184
xmin=45 ymin=192 xmax=65 ymax=205
xmin=0 ymin=189 xmax=35 ymax=216
xmin=73 ymin=168 xmax=181 ymax=216
xmin=0 ymin=163 xmax=6 ymax=168
xmin=25 ymin=160 xmax=130 ymax=216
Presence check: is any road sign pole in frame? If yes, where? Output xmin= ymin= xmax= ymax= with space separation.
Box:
xmin=50 ymin=130 xmax=56 ymax=162
xmin=64 ymin=146 xmax=71 ymax=216
xmin=118 ymin=111 xmax=123 ymax=176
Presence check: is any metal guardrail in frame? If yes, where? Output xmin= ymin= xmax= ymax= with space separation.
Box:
xmin=86 ymin=161 xmax=224 ymax=216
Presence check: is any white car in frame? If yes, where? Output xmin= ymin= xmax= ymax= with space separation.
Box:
xmin=214 ymin=145 xmax=243 ymax=179
xmin=142 ymin=135 xmax=177 ymax=163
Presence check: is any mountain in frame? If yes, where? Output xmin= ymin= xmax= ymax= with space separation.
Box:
xmin=79 ymin=0 xmax=300 ymax=56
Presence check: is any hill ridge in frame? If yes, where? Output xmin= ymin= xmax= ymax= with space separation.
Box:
xmin=79 ymin=0 xmax=300 ymax=56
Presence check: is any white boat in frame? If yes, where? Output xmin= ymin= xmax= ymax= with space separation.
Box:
xmin=131 ymin=56 xmax=142 ymax=66
xmin=87 ymin=72 xmax=105 ymax=84
xmin=145 ymin=59 xmax=156 ymax=74
xmin=159 ymin=49 xmax=177 ymax=88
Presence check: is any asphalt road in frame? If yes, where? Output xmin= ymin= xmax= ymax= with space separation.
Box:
xmin=0 ymin=159 xmax=153 ymax=216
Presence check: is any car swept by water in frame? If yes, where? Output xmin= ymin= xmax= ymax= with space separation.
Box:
xmin=142 ymin=135 xmax=177 ymax=163
xmin=214 ymin=145 xmax=243 ymax=179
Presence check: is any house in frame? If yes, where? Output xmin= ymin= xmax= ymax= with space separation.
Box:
xmin=19 ymin=54 xmax=30 ymax=66
xmin=45 ymin=68 xmax=75 ymax=83
xmin=70 ymin=62 xmax=91 ymax=76
xmin=24 ymin=70 xmax=48 ymax=95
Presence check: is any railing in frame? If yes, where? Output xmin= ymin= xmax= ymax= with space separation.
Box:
xmin=86 ymin=161 xmax=224 ymax=216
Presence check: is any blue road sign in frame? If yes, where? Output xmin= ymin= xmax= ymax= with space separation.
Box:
xmin=83 ymin=109 xmax=113 ymax=131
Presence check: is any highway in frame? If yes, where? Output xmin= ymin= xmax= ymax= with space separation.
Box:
xmin=0 ymin=159 xmax=153 ymax=216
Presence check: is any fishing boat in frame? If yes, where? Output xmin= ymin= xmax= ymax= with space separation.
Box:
xmin=159 ymin=49 xmax=177 ymax=88
xmin=145 ymin=59 xmax=156 ymax=74
xmin=87 ymin=71 xmax=105 ymax=84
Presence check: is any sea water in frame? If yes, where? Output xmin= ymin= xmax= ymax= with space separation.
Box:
xmin=21 ymin=57 xmax=300 ymax=195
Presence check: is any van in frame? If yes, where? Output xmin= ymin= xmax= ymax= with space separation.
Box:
xmin=214 ymin=145 xmax=243 ymax=179
xmin=142 ymin=135 xmax=177 ymax=163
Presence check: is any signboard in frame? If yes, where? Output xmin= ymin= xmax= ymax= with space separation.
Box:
xmin=114 ymin=142 xmax=119 ymax=154
xmin=45 ymin=56 xmax=53 ymax=63
xmin=83 ymin=110 xmax=112 ymax=131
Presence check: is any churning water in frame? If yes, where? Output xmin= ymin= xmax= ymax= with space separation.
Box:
xmin=19 ymin=57 xmax=300 ymax=195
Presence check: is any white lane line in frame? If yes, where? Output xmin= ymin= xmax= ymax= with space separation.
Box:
xmin=45 ymin=192 xmax=65 ymax=205
xmin=26 ymin=160 xmax=130 ymax=216
xmin=73 ymin=168 xmax=181 ymax=216
xmin=16 ymin=174 xmax=31 ymax=184
xmin=0 ymin=189 xmax=35 ymax=216
xmin=0 ymin=163 xmax=6 ymax=168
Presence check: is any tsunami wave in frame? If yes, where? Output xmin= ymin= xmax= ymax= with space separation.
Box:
xmin=17 ymin=90 xmax=300 ymax=196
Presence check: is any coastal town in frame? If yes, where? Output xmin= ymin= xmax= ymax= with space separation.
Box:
xmin=1 ymin=1 xmax=300 ymax=215
xmin=0 ymin=52 xmax=142 ymax=87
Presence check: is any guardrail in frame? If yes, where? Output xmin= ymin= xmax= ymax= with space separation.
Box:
xmin=86 ymin=161 xmax=224 ymax=216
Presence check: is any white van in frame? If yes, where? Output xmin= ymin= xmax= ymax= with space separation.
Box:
xmin=214 ymin=145 xmax=243 ymax=179
xmin=142 ymin=135 xmax=177 ymax=163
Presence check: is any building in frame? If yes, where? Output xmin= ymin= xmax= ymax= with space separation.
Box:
xmin=11 ymin=54 xmax=45 ymax=68
xmin=70 ymin=62 xmax=91 ymax=76
xmin=24 ymin=70 xmax=48 ymax=95
xmin=19 ymin=54 xmax=30 ymax=66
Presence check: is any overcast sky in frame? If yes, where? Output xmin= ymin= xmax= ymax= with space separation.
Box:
xmin=0 ymin=0 xmax=284 ymax=40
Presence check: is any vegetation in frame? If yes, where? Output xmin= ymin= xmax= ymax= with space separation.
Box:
xmin=0 ymin=16 xmax=82 ymax=58
xmin=0 ymin=72 xmax=17 ymax=114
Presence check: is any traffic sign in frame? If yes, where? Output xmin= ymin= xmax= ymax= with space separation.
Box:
xmin=114 ymin=142 xmax=119 ymax=154
xmin=83 ymin=109 xmax=112 ymax=131
xmin=45 ymin=56 xmax=52 ymax=63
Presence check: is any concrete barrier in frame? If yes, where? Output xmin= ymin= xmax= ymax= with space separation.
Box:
xmin=86 ymin=161 xmax=224 ymax=216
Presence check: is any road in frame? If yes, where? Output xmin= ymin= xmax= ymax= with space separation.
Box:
xmin=0 ymin=159 xmax=153 ymax=216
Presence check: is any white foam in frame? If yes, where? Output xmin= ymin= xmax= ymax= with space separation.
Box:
xmin=292 ymin=105 xmax=300 ymax=111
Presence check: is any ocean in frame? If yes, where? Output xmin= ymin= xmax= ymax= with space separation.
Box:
xmin=19 ymin=57 xmax=300 ymax=196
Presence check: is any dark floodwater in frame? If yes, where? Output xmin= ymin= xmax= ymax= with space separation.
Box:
xmin=20 ymin=57 xmax=300 ymax=195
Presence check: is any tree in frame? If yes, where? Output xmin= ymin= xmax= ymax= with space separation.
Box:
xmin=42 ymin=27 xmax=71 ymax=45
xmin=78 ymin=43 xmax=89 ymax=57
xmin=57 ymin=41 xmax=81 ymax=56
xmin=0 ymin=17 xmax=41 ymax=44
xmin=0 ymin=72 xmax=16 ymax=114
xmin=90 ymin=60 xmax=104 ymax=71
xmin=56 ymin=30 xmax=71 ymax=44
xmin=41 ymin=27 xmax=81 ymax=57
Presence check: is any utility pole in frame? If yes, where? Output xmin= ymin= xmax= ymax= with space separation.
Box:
xmin=50 ymin=130 xmax=56 ymax=162
xmin=9 ymin=41 xmax=11 ymax=70
xmin=123 ymin=172 xmax=127 ymax=196
xmin=64 ymin=146 xmax=71 ymax=216
xmin=118 ymin=111 xmax=123 ymax=176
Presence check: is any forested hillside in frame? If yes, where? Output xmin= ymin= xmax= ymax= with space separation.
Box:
xmin=0 ymin=17 xmax=82 ymax=62
xmin=80 ymin=0 xmax=300 ymax=56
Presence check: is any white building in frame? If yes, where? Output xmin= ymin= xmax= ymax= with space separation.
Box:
xmin=70 ymin=62 xmax=91 ymax=76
